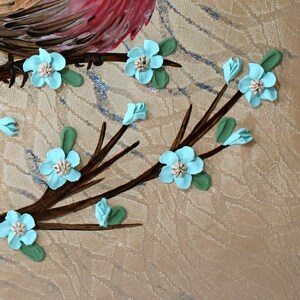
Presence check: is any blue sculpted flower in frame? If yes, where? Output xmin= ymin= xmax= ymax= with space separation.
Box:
xmin=159 ymin=146 xmax=204 ymax=189
xmin=224 ymin=128 xmax=253 ymax=146
xmin=238 ymin=63 xmax=277 ymax=107
xmin=0 ymin=210 xmax=37 ymax=250
xmin=23 ymin=48 xmax=66 ymax=89
xmin=95 ymin=198 xmax=111 ymax=227
xmin=39 ymin=148 xmax=81 ymax=190
xmin=122 ymin=102 xmax=148 ymax=125
xmin=223 ymin=58 xmax=242 ymax=84
xmin=125 ymin=40 xmax=164 ymax=84
xmin=0 ymin=117 xmax=18 ymax=136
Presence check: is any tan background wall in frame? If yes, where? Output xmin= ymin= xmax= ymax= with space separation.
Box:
xmin=0 ymin=0 xmax=299 ymax=299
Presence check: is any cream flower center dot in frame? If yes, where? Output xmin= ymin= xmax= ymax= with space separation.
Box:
xmin=171 ymin=162 xmax=187 ymax=178
xmin=250 ymin=79 xmax=265 ymax=95
xmin=134 ymin=56 xmax=150 ymax=71
xmin=11 ymin=222 xmax=26 ymax=236
xmin=37 ymin=62 xmax=54 ymax=78
xmin=53 ymin=160 xmax=71 ymax=177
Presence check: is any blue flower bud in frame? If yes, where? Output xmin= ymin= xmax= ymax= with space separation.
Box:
xmin=0 ymin=117 xmax=18 ymax=136
xmin=223 ymin=128 xmax=253 ymax=146
xmin=95 ymin=198 xmax=111 ymax=227
xmin=223 ymin=58 xmax=242 ymax=84
xmin=122 ymin=102 xmax=148 ymax=125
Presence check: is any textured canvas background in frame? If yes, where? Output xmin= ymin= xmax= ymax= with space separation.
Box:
xmin=0 ymin=0 xmax=299 ymax=299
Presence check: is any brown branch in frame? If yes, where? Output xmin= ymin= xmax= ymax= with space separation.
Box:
xmin=199 ymin=145 xmax=228 ymax=159
xmin=35 ymin=222 xmax=143 ymax=231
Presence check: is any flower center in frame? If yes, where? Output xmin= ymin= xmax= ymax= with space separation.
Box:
xmin=37 ymin=62 xmax=54 ymax=78
xmin=250 ymin=80 xmax=264 ymax=95
xmin=134 ymin=56 xmax=150 ymax=71
xmin=53 ymin=160 xmax=71 ymax=176
xmin=171 ymin=162 xmax=187 ymax=178
xmin=11 ymin=222 xmax=26 ymax=237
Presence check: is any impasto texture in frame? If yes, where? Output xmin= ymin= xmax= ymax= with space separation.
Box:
xmin=0 ymin=0 xmax=299 ymax=299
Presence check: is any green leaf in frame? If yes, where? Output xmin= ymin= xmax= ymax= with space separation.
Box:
xmin=215 ymin=117 xmax=236 ymax=143
xmin=107 ymin=206 xmax=127 ymax=226
xmin=159 ymin=38 xmax=177 ymax=57
xmin=151 ymin=68 xmax=170 ymax=89
xmin=61 ymin=127 xmax=77 ymax=155
xmin=60 ymin=68 xmax=84 ymax=87
xmin=260 ymin=50 xmax=283 ymax=72
xmin=192 ymin=172 xmax=212 ymax=191
xmin=21 ymin=243 xmax=45 ymax=262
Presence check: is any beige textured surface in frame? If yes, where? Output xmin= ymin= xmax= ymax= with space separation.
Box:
xmin=0 ymin=0 xmax=300 ymax=299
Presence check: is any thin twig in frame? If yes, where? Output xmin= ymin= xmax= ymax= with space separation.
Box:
xmin=199 ymin=145 xmax=228 ymax=159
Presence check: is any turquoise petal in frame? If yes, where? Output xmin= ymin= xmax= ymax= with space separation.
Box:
xmin=45 ymin=71 xmax=62 ymax=89
xmin=20 ymin=230 xmax=37 ymax=246
xmin=186 ymin=157 xmax=204 ymax=175
xmin=128 ymin=47 xmax=145 ymax=58
xmin=48 ymin=172 xmax=67 ymax=190
xmin=224 ymin=128 xmax=253 ymax=146
xmin=248 ymin=63 xmax=264 ymax=79
xmin=175 ymin=146 xmax=195 ymax=163
xmin=150 ymin=55 xmax=164 ymax=69
xmin=261 ymin=72 xmax=276 ymax=88
xmin=260 ymin=87 xmax=277 ymax=101
xmin=174 ymin=173 xmax=192 ymax=189
xmin=0 ymin=220 xmax=11 ymax=238
xmin=159 ymin=166 xmax=174 ymax=184
xmin=39 ymin=48 xmax=51 ymax=63
xmin=50 ymin=52 xmax=66 ymax=71
xmin=249 ymin=94 xmax=262 ymax=107
xmin=21 ymin=214 xmax=35 ymax=230
xmin=0 ymin=124 xmax=16 ymax=136
xmin=66 ymin=150 xmax=80 ymax=167
xmin=159 ymin=151 xmax=178 ymax=166
xmin=143 ymin=40 xmax=159 ymax=57
xmin=245 ymin=90 xmax=253 ymax=101
xmin=8 ymin=232 xmax=22 ymax=250
xmin=6 ymin=210 xmax=21 ymax=223
xmin=39 ymin=161 xmax=54 ymax=176
xmin=64 ymin=169 xmax=81 ymax=182
xmin=23 ymin=55 xmax=41 ymax=72
xmin=135 ymin=69 xmax=153 ymax=84
xmin=238 ymin=76 xmax=252 ymax=94
xmin=95 ymin=198 xmax=111 ymax=227
xmin=31 ymin=71 xmax=46 ymax=87
xmin=125 ymin=59 xmax=136 ymax=77
xmin=47 ymin=148 xmax=65 ymax=164
xmin=0 ymin=117 xmax=16 ymax=126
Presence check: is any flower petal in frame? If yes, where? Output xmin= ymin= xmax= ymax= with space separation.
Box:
xmin=95 ymin=198 xmax=111 ymax=227
xmin=23 ymin=55 xmax=41 ymax=72
xmin=159 ymin=166 xmax=174 ymax=184
xmin=45 ymin=71 xmax=62 ymax=90
xmin=46 ymin=148 xmax=65 ymax=164
xmin=128 ymin=47 xmax=145 ymax=58
xmin=249 ymin=94 xmax=262 ymax=107
xmin=39 ymin=161 xmax=54 ymax=176
xmin=66 ymin=150 xmax=80 ymax=167
xmin=175 ymin=146 xmax=195 ymax=163
xmin=21 ymin=230 xmax=37 ymax=246
xmin=0 ymin=220 xmax=12 ymax=238
xmin=50 ymin=52 xmax=66 ymax=71
xmin=187 ymin=157 xmax=204 ymax=175
xmin=150 ymin=55 xmax=164 ymax=69
xmin=8 ymin=232 xmax=22 ymax=250
xmin=39 ymin=48 xmax=51 ymax=63
xmin=64 ymin=169 xmax=81 ymax=182
xmin=135 ymin=69 xmax=153 ymax=84
xmin=0 ymin=117 xmax=16 ymax=126
xmin=261 ymin=72 xmax=276 ymax=88
xmin=5 ymin=210 xmax=21 ymax=223
xmin=48 ymin=172 xmax=67 ymax=190
xmin=174 ymin=173 xmax=192 ymax=190
xmin=238 ymin=76 xmax=252 ymax=94
xmin=159 ymin=151 xmax=178 ymax=166
xmin=125 ymin=59 xmax=136 ymax=77
xmin=143 ymin=40 xmax=159 ymax=57
xmin=21 ymin=214 xmax=35 ymax=230
xmin=31 ymin=71 xmax=46 ymax=87
xmin=248 ymin=63 xmax=265 ymax=79
xmin=260 ymin=87 xmax=277 ymax=101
